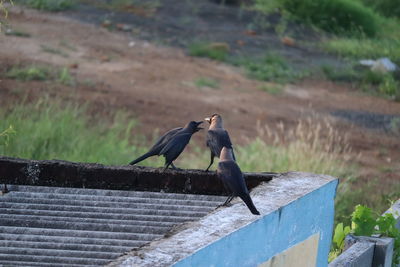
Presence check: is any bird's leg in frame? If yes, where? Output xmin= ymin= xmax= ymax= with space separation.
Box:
xmin=205 ymin=153 xmax=214 ymax=172
xmin=216 ymin=195 xmax=234 ymax=209
xmin=170 ymin=163 xmax=183 ymax=171
xmin=223 ymin=195 xmax=234 ymax=206
xmin=162 ymin=163 xmax=171 ymax=172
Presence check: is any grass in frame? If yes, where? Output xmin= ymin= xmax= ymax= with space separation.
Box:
xmin=258 ymin=84 xmax=283 ymax=95
xmin=0 ymin=97 xmax=157 ymax=165
xmin=254 ymin=0 xmax=381 ymax=37
xmin=322 ymin=37 xmax=400 ymax=62
xmin=82 ymin=0 xmax=161 ymax=17
xmin=5 ymin=65 xmax=76 ymax=86
xmin=194 ymin=77 xmax=219 ymax=89
xmin=40 ymin=44 xmax=69 ymax=58
xmin=15 ymin=0 xmax=75 ymax=11
xmin=58 ymin=67 xmax=74 ymax=86
xmin=322 ymin=65 xmax=400 ymax=100
xmin=6 ymin=66 xmax=49 ymax=81
xmin=188 ymin=42 xmax=229 ymax=61
xmin=237 ymin=53 xmax=306 ymax=84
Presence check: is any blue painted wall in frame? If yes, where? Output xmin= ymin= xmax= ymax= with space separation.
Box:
xmin=173 ymin=179 xmax=338 ymax=267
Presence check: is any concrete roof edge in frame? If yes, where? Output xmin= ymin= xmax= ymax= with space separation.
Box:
xmin=109 ymin=172 xmax=339 ymax=267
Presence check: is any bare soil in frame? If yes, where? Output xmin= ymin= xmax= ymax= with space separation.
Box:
xmin=0 ymin=7 xmax=399 ymax=196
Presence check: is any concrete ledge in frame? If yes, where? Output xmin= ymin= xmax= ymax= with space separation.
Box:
xmin=110 ymin=172 xmax=338 ymax=267
xmin=330 ymin=241 xmax=375 ymax=267
xmin=0 ymin=156 xmax=274 ymax=194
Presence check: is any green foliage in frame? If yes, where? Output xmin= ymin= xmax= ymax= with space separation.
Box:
xmin=106 ymin=0 xmax=161 ymax=10
xmin=254 ymin=0 xmax=380 ymax=37
xmin=330 ymin=204 xmax=400 ymax=265
xmin=6 ymin=66 xmax=49 ymax=81
xmin=188 ymin=42 xmax=229 ymax=61
xmin=19 ymin=0 xmax=75 ymax=11
xmin=194 ymin=77 xmax=219 ymax=89
xmin=362 ymin=0 xmax=400 ymax=18
xmin=323 ymin=38 xmax=400 ymax=62
xmin=321 ymin=65 xmax=362 ymax=83
xmin=239 ymin=53 xmax=305 ymax=83
xmin=0 ymin=125 xmax=16 ymax=147
xmin=0 ymin=97 xmax=152 ymax=165
xmin=378 ymin=75 xmax=400 ymax=100
xmin=322 ymin=65 xmax=400 ymax=100
xmin=351 ymin=205 xmax=376 ymax=236
xmin=58 ymin=67 xmax=74 ymax=86
xmin=329 ymin=223 xmax=351 ymax=262
xmin=6 ymin=65 xmax=76 ymax=86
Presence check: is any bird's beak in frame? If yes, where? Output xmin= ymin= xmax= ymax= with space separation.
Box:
xmin=204 ymin=117 xmax=211 ymax=124
xmin=196 ymin=121 xmax=204 ymax=130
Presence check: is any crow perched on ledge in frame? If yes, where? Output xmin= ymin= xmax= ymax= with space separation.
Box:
xmin=129 ymin=121 xmax=203 ymax=171
xmin=217 ymin=147 xmax=260 ymax=215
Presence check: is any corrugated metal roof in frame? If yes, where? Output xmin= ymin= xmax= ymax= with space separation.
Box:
xmin=0 ymin=185 xmax=226 ymax=266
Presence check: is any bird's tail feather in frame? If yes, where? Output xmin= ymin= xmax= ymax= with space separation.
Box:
xmin=240 ymin=194 xmax=260 ymax=215
xmin=129 ymin=151 xmax=155 ymax=165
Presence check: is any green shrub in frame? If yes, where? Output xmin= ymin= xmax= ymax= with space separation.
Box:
xmin=188 ymin=42 xmax=229 ymax=61
xmin=16 ymin=0 xmax=75 ymax=11
xmin=240 ymin=53 xmax=304 ymax=83
xmin=255 ymin=0 xmax=380 ymax=37
xmin=323 ymin=38 xmax=400 ymax=61
xmin=378 ymin=74 xmax=400 ymax=99
xmin=6 ymin=66 xmax=49 ymax=81
xmin=330 ymin=204 xmax=400 ymax=265
xmin=362 ymin=0 xmax=400 ymax=18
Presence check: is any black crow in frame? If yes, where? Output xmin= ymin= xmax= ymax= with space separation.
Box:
xmin=129 ymin=121 xmax=203 ymax=170
xmin=217 ymin=147 xmax=260 ymax=215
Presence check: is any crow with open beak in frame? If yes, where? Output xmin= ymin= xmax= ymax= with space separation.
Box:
xmin=204 ymin=114 xmax=235 ymax=171
xmin=129 ymin=121 xmax=203 ymax=171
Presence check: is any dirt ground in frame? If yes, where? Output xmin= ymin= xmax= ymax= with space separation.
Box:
xmin=0 ymin=7 xmax=399 ymax=195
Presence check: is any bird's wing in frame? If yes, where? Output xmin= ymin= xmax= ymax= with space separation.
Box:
xmin=207 ymin=129 xmax=233 ymax=157
xmin=217 ymin=161 xmax=248 ymax=195
xmin=159 ymin=132 xmax=191 ymax=157
xmin=149 ymin=127 xmax=182 ymax=153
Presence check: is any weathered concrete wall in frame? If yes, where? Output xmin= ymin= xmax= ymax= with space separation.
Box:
xmin=112 ymin=172 xmax=338 ymax=267
xmin=0 ymin=156 xmax=274 ymax=194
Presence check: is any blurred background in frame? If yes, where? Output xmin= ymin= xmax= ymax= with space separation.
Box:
xmin=0 ymin=0 xmax=399 ymax=226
